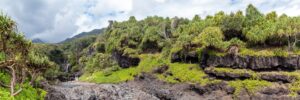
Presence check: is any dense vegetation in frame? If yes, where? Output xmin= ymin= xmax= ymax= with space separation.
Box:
xmin=76 ymin=4 xmax=300 ymax=97
xmin=2 ymin=4 xmax=300 ymax=99
xmin=80 ymin=4 xmax=300 ymax=74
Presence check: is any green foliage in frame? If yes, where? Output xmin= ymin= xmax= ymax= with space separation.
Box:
xmin=195 ymin=27 xmax=228 ymax=50
xmin=0 ymin=71 xmax=46 ymax=100
xmin=221 ymin=11 xmax=244 ymax=32
xmin=84 ymin=53 xmax=119 ymax=73
xmin=228 ymin=38 xmax=246 ymax=47
xmin=244 ymin=4 xmax=263 ymax=27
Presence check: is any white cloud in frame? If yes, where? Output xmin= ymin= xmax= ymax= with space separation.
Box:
xmin=0 ymin=0 xmax=300 ymax=43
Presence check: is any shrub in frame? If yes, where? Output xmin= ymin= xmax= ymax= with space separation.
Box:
xmin=195 ymin=27 xmax=227 ymax=50
xmin=84 ymin=53 xmax=119 ymax=73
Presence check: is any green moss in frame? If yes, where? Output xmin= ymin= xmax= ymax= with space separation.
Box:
xmin=229 ymin=79 xmax=272 ymax=96
xmin=284 ymin=71 xmax=300 ymax=97
xmin=158 ymin=63 xmax=215 ymax=85
xmin=212 ymin=67 xmax=258 ymax=78
xmin=239 ymin=48 xmax=292 ymax=57
xmin=290 ymin=81 xmax=300 ymax=97
xmin=207 ymin=50 xmax=226 ymax=57
xmin=80 ymin=67 xmax=137 ymax=83
xmin=239 ymin=48 xmax=275 ymax=57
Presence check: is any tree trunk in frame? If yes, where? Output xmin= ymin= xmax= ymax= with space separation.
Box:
xmin=7 ymin=63 xmax=23 ymax=96
xmin=288 ymin=36 xmax=292 ymax=51
xmin=8 ymin=64 xmax=16 ymax=96
xmin=292 ymin=34 xmax=299 ymax=49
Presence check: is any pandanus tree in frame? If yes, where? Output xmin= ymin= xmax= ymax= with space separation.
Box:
xmin=0 ymin=13 xmax=29 ymax=96
xmin=0 ymin=13 xmax=52 ymax=96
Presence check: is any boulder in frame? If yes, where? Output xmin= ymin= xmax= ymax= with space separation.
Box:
xmin=112 ymin=51 xmax=140 ymax=68
xmin=259 ymin=72 xmax=296 ymax=83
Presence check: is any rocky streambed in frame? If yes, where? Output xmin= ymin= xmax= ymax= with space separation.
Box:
xmin=44 ymin=73 xmax=300 ymax=100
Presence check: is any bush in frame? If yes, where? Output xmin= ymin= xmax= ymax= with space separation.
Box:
xmin=195 ymin=27 xmax=228 ymax=50
xmin=228 ymin=38 xmax=246 ymax=48
xmin=84 ymin=53 xmax=119 ymax=73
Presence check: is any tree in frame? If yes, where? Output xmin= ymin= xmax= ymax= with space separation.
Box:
xmin=0 ymin=13 xmax=31 ymax=96
xmin=245 ymin=4 xmax=263 ymax=27
xmin=266 ymin=11 xmax=277 ymax=22
xmin=128 ymin=16 xmax=137 ymax=23
xmin=194 ymin=27 xmax=227 ymax=50
xmin=221 ymin=11 xmax=245 ymax=39
xmin=213 ymin=11 xmax=226 ymax=26
xmin=192 ymin=15 xmax=201 ymax=22
xmin=140 ymin=26 xmax=162 ymax=52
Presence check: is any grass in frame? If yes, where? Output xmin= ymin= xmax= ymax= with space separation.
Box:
xmin=79 ymin=67 xmax=137 ymax=83
xmin=228 ymin=79 xmax=272 ymax=96
xmin=239 ymin=48 xmax=289 ymax=57
xmin=283 ymin=71 xmax=300 ymax=97
xmin=207 ymin=50 xmax=226 ymax=56
xmin=157 ymin=63 xmax=217 ymax=85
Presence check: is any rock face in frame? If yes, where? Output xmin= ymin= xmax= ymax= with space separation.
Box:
xmin=171 ymin=51 xmax=300 ymax=70
xmin=206 ymin=55 xmax=300 ymax=70
xmin=112 ymin=51 xmax=140 ymax=68
xmin=171 ymin=51 xmax=199 ymax=63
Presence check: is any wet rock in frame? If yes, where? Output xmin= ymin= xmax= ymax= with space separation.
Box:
xmin=253 ymin=84 xmax=292 ymax=100
xmin=152 ymin=65 xmax=169 ymax=74
xmin=45 ymin=81 xmax=159 ymax=100
xmin=45 ymin=89 xmax=66 ymax=100
xmin=259 ymin=84 xmax=290 ymax=95
xmin=112 ymin=50 xmax=140 ymax=68
xmin=204 ymin=67 xmax=252 ymax=80
xmin=190 ymin=82 xmax=235 ymax=95
xmin=260 ymin=72 xmax=296 ymax=83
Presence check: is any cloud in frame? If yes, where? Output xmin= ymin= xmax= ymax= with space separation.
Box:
xmin=0 ymin=0 xmax=299 ymax=43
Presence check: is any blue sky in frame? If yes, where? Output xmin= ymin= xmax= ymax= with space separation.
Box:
xmin=0 ymin=0 xmax=299 ymax=43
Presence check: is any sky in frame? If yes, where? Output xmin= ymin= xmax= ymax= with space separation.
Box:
xmin=0 ymin=0 xmax=300 ymax=43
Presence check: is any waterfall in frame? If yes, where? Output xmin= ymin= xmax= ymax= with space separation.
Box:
xmin=65 ymin=63 xmax=70 ymax=73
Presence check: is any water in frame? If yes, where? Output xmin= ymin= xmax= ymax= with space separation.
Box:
xmin=65 ymin=63 xmax=70 ymax=73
